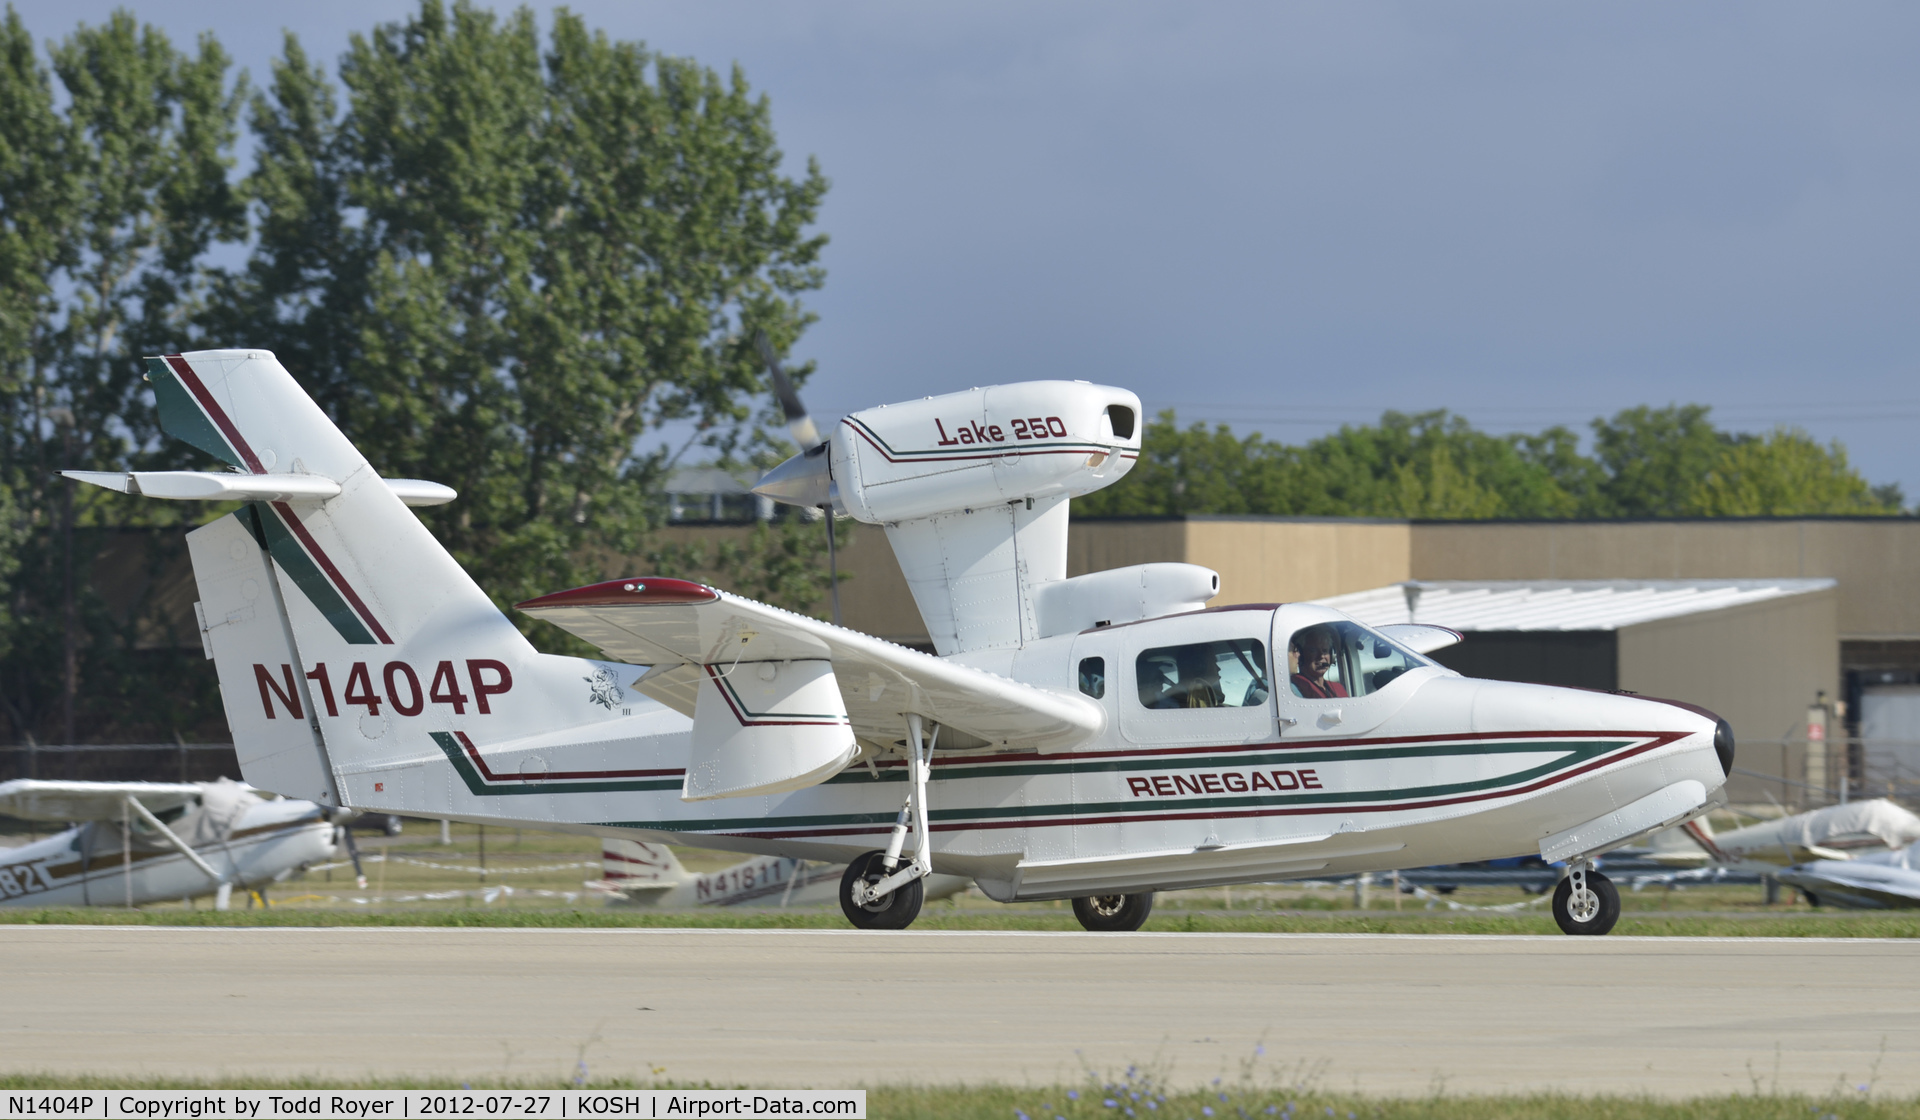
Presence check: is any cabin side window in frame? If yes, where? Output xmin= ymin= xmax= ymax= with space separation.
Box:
xmin=1078 ymin=657 xmax=1106 ymax=699
xmin=1135 ymin=640 xmax=1269 ymax=709
xmin=1286 ymin=621 xmax=1429 ymax=700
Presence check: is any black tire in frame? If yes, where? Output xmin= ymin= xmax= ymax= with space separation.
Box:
xmin=839 ymin=850 xmax=925 ymax=930
xmin=1071 ymin=892 xmax=1154 ymax=932
xmin=1803 ymin=891 xmax=1821 ymax=908
xmin=1552 ymin=869 xmax=1620 ymax=936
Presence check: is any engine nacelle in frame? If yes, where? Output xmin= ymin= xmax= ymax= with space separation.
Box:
xmin=753 ymin=380 xmax=1168 ymax=656
xmin=830 ymin=382 xmax=1140 ymax=524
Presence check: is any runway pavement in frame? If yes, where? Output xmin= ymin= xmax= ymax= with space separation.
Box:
xmin=5 ymin=927 xmax=1917 ymax=1096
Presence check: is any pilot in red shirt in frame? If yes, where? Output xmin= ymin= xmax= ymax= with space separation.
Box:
xmin=1290 ymin=625 xmax=1348 ymax=699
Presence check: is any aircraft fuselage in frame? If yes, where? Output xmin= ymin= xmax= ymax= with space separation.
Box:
xmin=332 ymin=601 xmax=1727 ymax=901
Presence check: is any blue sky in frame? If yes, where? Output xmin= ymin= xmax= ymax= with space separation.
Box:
xmin=15 ymin=1 xmax=1920 ymax=494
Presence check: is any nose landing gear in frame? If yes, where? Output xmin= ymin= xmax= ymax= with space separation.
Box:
xmin=1552 ymin=861 xmax=1620 ymax=935
xmin=1072 ymin=891 xmax=1155 ymax=931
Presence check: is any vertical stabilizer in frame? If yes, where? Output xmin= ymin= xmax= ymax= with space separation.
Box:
xmin=187 ymin=512 xmax=341 ymax=805
xmin=601 ymin=837 xmax=688 ymax=886
xmin=88 ymin=350 xmax=663 ymax=817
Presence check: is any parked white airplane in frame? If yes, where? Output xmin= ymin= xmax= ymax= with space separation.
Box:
xmin=0 ymin=777 xmax=337 ymax=908
xmin=64 ymin=350 xmax=1737 ymax=935
xmin=1680 ymin=798 xmax=1920 ymax=865
xmin=1776 ymin=846 xmax=1920 ymax=909
xmin=586 ymin=838 xmax=970 ymax=909
xmin=1675 ymin=798 xmax=1920 ymax=909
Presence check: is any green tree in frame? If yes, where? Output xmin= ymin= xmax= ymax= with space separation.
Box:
xmin=0 ymin=7 xmax=244 ymax=741
xmin=1696 ymin=428 xmax=1896 ymax=516
xmin=1075 ymin=412 xmax=1294 ymax=517
xmin=1076 ymin=403 xmax=1901 ymax=523
xmin=1081 ymin=409 xmax=1586 ymax=520
xmin=646 ymin=517 xmax=849 ymax=621
xmin=1587 ymin=404 xmax=1725 ymax=517
xmin=217 ymin=1 xmax=829 ymax=639
xmin=1292 ymin=411 xmax=1578 ymax=519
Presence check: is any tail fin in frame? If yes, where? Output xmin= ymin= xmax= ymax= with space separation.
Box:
xmin=600 ymin=838 xmax=687 ymax=887
xmin=1676 ymin=817 xmax=1730 ymax=863
xmin=91 ymin=350 xmax=643 ymax=808
xmin=147 ymin=350 xmax=515 ymax=653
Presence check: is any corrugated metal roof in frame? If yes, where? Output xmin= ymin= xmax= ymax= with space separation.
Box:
xmin=1313 ymin=578 xmax=1836 ymax=632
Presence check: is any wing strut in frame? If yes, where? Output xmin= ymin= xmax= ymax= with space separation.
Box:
xmin=855 ymin=715 xmax=938 ymax=905
xmin=123 ymin=795 xmax=227 ymax=890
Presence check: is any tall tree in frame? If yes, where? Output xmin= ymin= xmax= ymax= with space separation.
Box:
xmin=0 ymin=7 xmax=244 ymax=742
xmin=1078 ymin=404 xmax=1902 ymax=521
xmin=1587 ymin=404 xmax=1725 ymax=518
xmin=217 ymin=1 xmax=830 ymax=637
xmin=1695 ymin=428 xmax=1892 ymax=517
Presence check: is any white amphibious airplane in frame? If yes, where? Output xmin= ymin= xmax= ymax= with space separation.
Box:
xmin=0 ymin=777 xmax=337 ymax=908
xmin=63 ymin=350 xmax=1737 ymax=935
xmin=586 ymin=838 xmax=970 ymax=909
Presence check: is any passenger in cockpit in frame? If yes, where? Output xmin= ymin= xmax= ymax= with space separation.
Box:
xmin=1290 ymin=625 xmax=1348 ymax=700
xmin=1155 ymin=645 xmax=1223 ymax=709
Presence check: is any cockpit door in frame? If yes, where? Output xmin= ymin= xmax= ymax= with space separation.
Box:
xmin=1272 ymin=603 xmax=1444 ymax=740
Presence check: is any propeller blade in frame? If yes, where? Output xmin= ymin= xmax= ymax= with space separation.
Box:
xmin=751 ymin=330 xmax=840 ymax=626
xmin=754 ymin=331 xmax=822 ymax=449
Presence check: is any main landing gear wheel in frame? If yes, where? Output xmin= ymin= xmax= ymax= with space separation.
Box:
xmin=840 ymin=850 xmax=925 ymax=930
xmin=1072 ymin=892 xmax=1154 ymax=932
xmin=1552 ymin=866 xmax=1620 ymax=936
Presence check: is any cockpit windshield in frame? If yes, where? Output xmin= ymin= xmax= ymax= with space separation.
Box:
xmin=1287 ymin=620 xmax=1431 ymax=700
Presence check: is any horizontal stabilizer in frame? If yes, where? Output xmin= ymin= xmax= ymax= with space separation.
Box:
xmin=64 ymin=470 xmax=456 ymax=507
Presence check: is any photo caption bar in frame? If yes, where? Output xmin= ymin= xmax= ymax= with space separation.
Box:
xmin=0 ymin=1091 xmax=864 ymax=1120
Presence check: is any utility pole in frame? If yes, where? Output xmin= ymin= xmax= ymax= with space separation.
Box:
xmin=57 ymin=414 xmax=77 ymax=746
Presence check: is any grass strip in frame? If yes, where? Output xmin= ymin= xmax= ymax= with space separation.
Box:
xmin=0 ymin=906 xmax=1913 ymax=936
xmin=0 ymin=1077 xmax=1907 ymax=1119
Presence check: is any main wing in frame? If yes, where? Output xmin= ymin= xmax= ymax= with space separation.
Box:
xmin=516 ymin=578 xmax=1104 ymax=755
xmin=0 ymin=779 xmax=203 ymax=822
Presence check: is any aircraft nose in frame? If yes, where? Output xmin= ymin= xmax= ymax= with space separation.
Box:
xmin=1712 ymin=717 xmax=1736 ymax=776
xmin=1636 ymin=694 xmax=1734 ymax=776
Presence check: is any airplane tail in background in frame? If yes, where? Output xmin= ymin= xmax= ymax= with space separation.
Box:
xmin=598 ymin=837 xmax=689 ymax=888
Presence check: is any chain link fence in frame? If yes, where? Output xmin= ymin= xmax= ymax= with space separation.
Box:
xmin=0 ymin=742 xmax=238 ymax=785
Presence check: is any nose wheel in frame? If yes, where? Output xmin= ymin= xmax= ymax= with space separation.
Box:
xmin=1072 ymin=891 xmax=1154 ymax=932
xmin=1552 ymin=863 xmax=1620 ymax=935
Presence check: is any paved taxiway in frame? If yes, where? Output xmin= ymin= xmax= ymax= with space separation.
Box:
xmin=6 ymin=927 xmax=1917 ymax=1095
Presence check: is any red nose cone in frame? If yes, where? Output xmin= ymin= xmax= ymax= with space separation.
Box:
xmin=515 ymin=577 xmax=719 ymax=610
